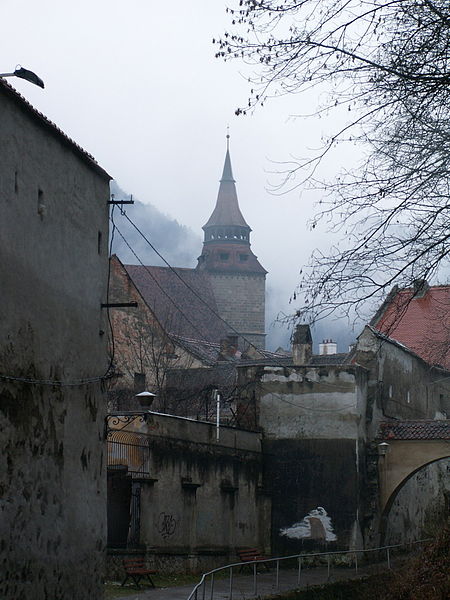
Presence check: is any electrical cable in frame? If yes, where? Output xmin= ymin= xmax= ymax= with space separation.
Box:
xmin=120 ymin=211 xmax=358 ymax=390
xmin=114 ymin=210 xmax=447 ymax=415
xmin=113 ymin=224 xmax=212 ymax=343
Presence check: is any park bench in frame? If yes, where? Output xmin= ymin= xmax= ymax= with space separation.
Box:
xmin=121 ymin=558 xmax=157 ymax=589
xmin=237 ymin=547 xmax=271 ymax=572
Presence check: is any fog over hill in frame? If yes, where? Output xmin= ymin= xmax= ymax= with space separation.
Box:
xmin=110 ymin=181 xmax=356 ymax=353
xmin=110 ymin=181 xmax=201 ymax=269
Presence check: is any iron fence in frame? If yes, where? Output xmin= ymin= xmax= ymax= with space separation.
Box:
xmin=186 ymin=539 xmax=431 ymax=600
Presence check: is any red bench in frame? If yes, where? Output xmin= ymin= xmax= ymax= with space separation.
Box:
xmin=121 ymin=558 xmax=157 ymax=589
xmin=237 ymin=548 xmax=271 ymax=572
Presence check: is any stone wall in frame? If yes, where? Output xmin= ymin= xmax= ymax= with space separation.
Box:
xmin=207 ymin=273 xmax=266 ymax=349
xmin=106 ymin=412 xmax=270 ymax=575
xmin=0 ymin=85 xmax=110 ymax=600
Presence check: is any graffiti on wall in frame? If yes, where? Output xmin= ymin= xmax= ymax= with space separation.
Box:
xmin=158 ymin=512 xmax=177 ymax=539
xmin=280 ymin=507 xmax=337 ymax=542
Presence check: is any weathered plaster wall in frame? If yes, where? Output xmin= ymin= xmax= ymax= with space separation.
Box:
xmin=355 ymin=327 xmax=450 ymax=438
xmin=237 ymin=364 xmax=368 ymax=553
xmin=0 ymin=88 xmax=110 ymax=599
xmin=207 ymin=273 xmax=266 ymax=349
xmin=107 ymin=412 xmax=270 ymax=574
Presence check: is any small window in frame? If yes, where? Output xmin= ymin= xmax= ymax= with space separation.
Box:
xmin=220 ymin=253 xmax=229 ymax=261
xmin=14 ymin=171 xmax=18 ymax=194
xmin=37 ymin=189 xmax=45 ymax=218
xmin=97 ymin=231 xmax=102 ymax=254
xmin=239 ymin=254 xmax=249 ymax=262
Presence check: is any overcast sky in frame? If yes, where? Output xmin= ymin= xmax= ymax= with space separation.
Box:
xmin=3 ymin=0 xmax=359 ymax=350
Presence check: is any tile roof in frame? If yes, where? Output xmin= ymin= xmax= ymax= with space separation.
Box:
xmin=0 ymin=79 xmax=111 ymax=180
xmin=373 ymin=285 xmax=450 ymax=370
xmin=171 ymin=335 xmax=221 ymax=366
xmin=378 ymin=420 xmax=450 ymax=440
xmin=124 ymin=264 xmax=228 ymax=343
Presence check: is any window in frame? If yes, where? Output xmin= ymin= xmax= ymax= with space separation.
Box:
xmin=220 ymin=253 xmax=229 ymax=260
xmin=239 ymin=254 xmax=249 ymax=262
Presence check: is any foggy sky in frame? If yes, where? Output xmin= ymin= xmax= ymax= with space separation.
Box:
xmin=3 ymin=0 xmax=360 ymax=351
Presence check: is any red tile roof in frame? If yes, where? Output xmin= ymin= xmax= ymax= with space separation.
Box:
xmin=373 ymin=285 xmax=450 ymax=369
xmin=378 ymin=420 xmax=450 ymax=440
xmin=124 ymin=264 xmax=228 ymax=343
xmin=0 ymin=79 xmax=111 ymax=180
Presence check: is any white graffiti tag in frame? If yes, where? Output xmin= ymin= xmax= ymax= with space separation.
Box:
xmin=280 ymin=506 xmax=337 ymax=542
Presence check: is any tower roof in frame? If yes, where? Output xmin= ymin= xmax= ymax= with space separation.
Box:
xmin=203 ymin=148 xmax=250 ymax=230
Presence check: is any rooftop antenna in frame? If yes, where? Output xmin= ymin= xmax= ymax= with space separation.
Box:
xmin=0 ymin=65 xmax=44 ymax=88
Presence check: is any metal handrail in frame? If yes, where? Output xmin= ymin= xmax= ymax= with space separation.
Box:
xmin=186 ymin=538 xmax=431 ymax=600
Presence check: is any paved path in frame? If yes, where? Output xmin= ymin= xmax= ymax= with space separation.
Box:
xmin=117 ymin=561 xmax=390 ymax=600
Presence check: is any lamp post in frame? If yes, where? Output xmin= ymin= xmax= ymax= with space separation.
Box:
xmin=0 ymin=65 xmax=44 ymax=88
xmin=135 ymin=391 xmax=156 ymax=410
xmin=378 ymin=442 xmax=390 ymax=457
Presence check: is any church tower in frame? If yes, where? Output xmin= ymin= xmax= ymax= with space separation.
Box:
xmin=197 ymin=138 xmax=267 ymax=349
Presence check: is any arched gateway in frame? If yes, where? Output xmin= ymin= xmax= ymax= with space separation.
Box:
xmin=378 ymin=421 xmax=450 ymax=517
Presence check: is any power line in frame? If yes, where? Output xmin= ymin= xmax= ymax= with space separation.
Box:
xmin=113 ymin=223 xmax=211 ymax=343
xmin=115 ymin=211 xmax=441 ymax=416
xmin=115 ymin=211 xmax=370 ymax=393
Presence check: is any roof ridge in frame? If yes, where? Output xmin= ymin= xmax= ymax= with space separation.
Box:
xmin=0 ymin=79 xmax=110 ymax=180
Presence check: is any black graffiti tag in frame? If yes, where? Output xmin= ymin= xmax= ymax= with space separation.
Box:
xmin=158 ymin=512 xmax=177 ymax=539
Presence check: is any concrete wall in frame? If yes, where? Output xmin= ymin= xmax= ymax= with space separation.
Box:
xmin=0 ymin=86 xmax=110 ymax=599
xmin=207 ymin=273 xmax=266 ymax=349
xmin=237 ymin=364 xmax=368 ymax=553
xmin=106 ymin=412 xmax=270 ymax=575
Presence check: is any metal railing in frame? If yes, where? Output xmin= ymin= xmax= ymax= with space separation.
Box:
xmin=186 ymin=539 xmax=431 ymax=600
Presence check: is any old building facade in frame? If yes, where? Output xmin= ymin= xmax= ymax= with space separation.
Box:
xmin=0 ymin=81 xmax=111 ymax=599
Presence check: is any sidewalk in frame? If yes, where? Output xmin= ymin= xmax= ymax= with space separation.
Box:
xmin=117 ymin=561 xmax=390 ymax=600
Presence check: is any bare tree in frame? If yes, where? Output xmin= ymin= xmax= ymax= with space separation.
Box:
xmin=217 ymin=1 xmax=450 ymax=322
xmin=108 ymin=306 xmax=196 ymax=413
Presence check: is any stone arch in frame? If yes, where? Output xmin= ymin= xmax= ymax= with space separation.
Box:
xmin=379 ymin=440 xmax=450 ymax=541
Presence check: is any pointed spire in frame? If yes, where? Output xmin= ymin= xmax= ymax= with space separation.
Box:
xmin=221 ymin=128 xmax=235 ymax=182
xmin=221 ymin=149 xmax=235 ymax=183
xmin=203 ymin=138 xmax=249 ymax=229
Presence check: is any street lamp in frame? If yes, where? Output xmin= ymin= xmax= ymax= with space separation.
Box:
xmin=378 ymin=442 xmax=390 ymax=457
xmin=135 ymin=391 xmax=156 ymax=409
xmin=0 ymin=65 xmax=44 ymax=88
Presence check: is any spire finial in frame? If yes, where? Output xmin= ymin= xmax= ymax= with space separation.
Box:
xmin=226 ymin=125 xmax=230 ymax=151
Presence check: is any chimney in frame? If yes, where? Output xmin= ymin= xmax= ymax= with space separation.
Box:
xmin=413 ymin=279 xmax=429 ymax=298
xmin=318 ymin=339 xmax=338 ymax=355
xmin=292 ymin=324 xmax=312 ymax=365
